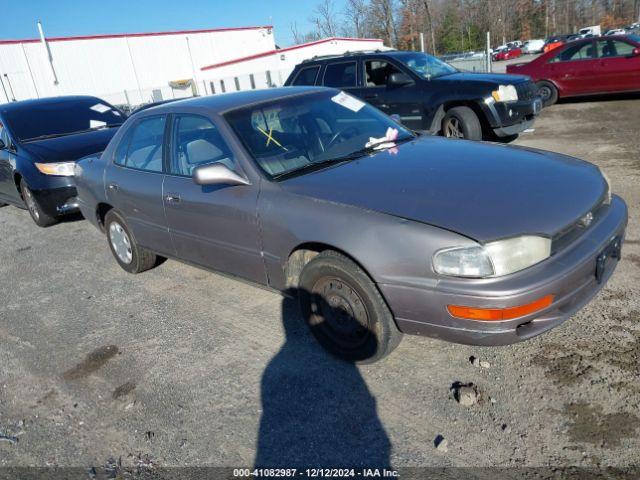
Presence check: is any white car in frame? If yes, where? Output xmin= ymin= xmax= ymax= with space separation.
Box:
xmin=523 ymin=39 xmax=545 ymax=53
xmin=605 ymin=29 xmax=626 ymax=36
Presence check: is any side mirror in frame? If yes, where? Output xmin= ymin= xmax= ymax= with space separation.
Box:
xmin=388 ymin=72 xmax=413 ymax=87
xmin=192 ymin=162 xmax=250 ymax=187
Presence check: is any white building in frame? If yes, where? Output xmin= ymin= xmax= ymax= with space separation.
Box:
xmin=0 ymin=27 xmax=385 ymax=107
xmin=199 ymin=37 xmax=387 ymax=94
xmin=0 ymin=25 xmax=275 ymax=106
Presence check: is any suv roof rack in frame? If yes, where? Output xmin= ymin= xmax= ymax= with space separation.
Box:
xmin=301 ymin=49 xmax=394 ymax=63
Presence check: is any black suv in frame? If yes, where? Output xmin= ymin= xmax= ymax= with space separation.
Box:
xmin=285 ymin=50 xmax=542 ymax=141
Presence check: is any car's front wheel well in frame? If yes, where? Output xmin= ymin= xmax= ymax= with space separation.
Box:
xmin=13 ymin=173 xmax=23 ymax=200
xmin=285 ymin=243 xmax=370 ymax=291
xmin=440 ymin=101 xmax=492 ymax=137
xmin=96 ymin=203 xmax=114 ymax=232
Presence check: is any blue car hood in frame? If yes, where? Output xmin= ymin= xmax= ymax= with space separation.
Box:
xmin=20 ymin=128 xmax=118 ymax=163
xmin=280 ymin=137 xmax=607 ymax=242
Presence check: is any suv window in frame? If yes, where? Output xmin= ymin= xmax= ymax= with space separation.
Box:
xmin=323 ymin=61 xmax=357 ymax=88
xmin=291 ymin=66 xmax=321 ymax=86
xmin=365 ymin=60 xmax=403 ymax=87
xmin=550 ymin=42 xmax=595 ymax=62
xmin=170 ymin=115 xmax=234 ymax=176
xmin=115 ymin=116 xmax=165 ymax=172
xmin=597 ymin=39 xmax=635 ymax=57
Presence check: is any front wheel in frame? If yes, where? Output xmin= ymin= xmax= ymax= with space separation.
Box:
xmin=20 ymin=179 xmax=57 ymax=227
xmin=536 ymin=80 xmax=558 ymax=107
xmin=104 ymin=210 xmax=158 ymax=274
xmin=298 ymin=251 xmax=402 ymax=364
xmin=442 ymin=106 xmax=483 ymax=141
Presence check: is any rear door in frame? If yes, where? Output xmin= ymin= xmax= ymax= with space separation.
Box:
xmin=354 ymin=58 xmax=423 ymax=131
xmin=162 ymin=113 xmax=265 ymax=284
xmin=595 ymin=38 xmax=640 ymax=92
xmin=0 ymin=119 xmax=19 ymax=203
xmin=104 ymin=115 xmax=173 ymax=257
xmin=546 ymin=41 xmax=598 ymax=95
xmin=321 ymin=60 xmax=360 ymax=94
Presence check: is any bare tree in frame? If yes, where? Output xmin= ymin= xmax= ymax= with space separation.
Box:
xmin=310 ymin=0 xmax=340 ymax=38
xmin=344 ymin=0 xmax=369 ymax=37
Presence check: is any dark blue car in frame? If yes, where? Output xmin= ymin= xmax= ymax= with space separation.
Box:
xmin=0 ymin=96 xmax=124 ymax=226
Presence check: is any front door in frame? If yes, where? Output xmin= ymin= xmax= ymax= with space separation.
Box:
xmin=547 ymin=41 xmax=598 ymax=95
xmin=352 ymin=59 xmax=423 ymax=131
xmin=163 ymin=114 xmax=265 ymax=284
xmin=104 ymin=114 xmax=173 ymax=256
xmin=596 ymin=38 xmax=640 ymax=92
xmin=0 ymin=119 xmax=20 ymax=203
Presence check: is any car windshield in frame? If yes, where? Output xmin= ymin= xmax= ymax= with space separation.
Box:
xmin=394 ymin=52 xmax=457 ymax=79
xmin=5 ymin=98 xmax=124 ymax=142
xmin=225 ymin=91 xmax=414 ymax=179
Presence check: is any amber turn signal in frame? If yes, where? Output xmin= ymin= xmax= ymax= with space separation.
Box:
xmin=447 ymin=294 xmax=555 ymax=321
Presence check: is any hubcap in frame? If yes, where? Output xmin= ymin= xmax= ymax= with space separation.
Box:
xmin=109 ymin=222 xmax=133 ymax=264
xmin=310 ymin=277 xmax=371 ymax=350
xmin=23 ymin=187 xmax=40 ymax=220
xmin=444 ymin=117 xmax=464 ymax=139
xmin=539 ymin=86 xmax=551 ymax=100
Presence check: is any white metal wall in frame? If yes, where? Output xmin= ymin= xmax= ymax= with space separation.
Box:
xmin=0 ymin=27 xmax=275 ymax=106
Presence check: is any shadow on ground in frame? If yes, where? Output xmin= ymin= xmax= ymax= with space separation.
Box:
xmin=254 ymin=290 xmax=391 ymax=468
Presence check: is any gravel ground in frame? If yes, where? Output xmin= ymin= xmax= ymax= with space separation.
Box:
xmin=0 ymin=94 xmax=639 ymax=475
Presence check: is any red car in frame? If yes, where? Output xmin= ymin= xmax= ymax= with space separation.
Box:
xmin=507 ymin=35 xmax=640 ymax=106
xmin=493 ymin=46 xmax=523 ymax=61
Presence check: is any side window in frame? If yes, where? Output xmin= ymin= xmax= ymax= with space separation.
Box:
xmin=365 ymin=60 xmax=402 ymax=87
xmin=597 ymin=39 xmax=635 ymax=58
xmin=0 ymin=121 xmax=9 ymax=147
xmin=115 ymin=116 xmax=166 ymax=172
xmin=550 ymin=42 xmax=595 ymax=62
xmin=171 ymin=115 xmax=234 ymax=177
xmin=323 ymin=61 xmax=357 ymax=88
xmin=291 ymin=66 xmax=321 ymax=86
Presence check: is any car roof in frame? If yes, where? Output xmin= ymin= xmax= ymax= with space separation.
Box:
xmin=143 ymin=86 xmax=335 ymax=115
xmin=301 ymin=49 xmax=422 ymax=64
xmin=0 ymin=95 xmax=107 ymax=113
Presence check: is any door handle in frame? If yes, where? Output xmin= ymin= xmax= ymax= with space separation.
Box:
xmin=108 ymin=183 xmax=119 ymax=192
xmin=165 ymin=194 xmax=181 ymax=203
xmin=364 ymin=94 xmax=378 ymax=99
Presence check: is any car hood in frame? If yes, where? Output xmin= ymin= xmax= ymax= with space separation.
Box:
xmin=435 ymin=71 xmax=529 ymax=85
xmin=19 ymin=128 xmax=118 ymax=163
xmin=280 ymin=137 xmax=606 ymax=243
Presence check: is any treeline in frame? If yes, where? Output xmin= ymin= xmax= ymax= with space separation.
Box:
xmin=291 ymin=0 xmax=640 ymax=53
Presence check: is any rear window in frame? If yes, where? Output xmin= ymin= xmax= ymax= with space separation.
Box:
xmin=323 ymin=61 xmax=357 ymax=88
xmin=291 ymin=66 xmax=320 ymax=86
xmin=5 ymin=98 xmax=123 ymax=142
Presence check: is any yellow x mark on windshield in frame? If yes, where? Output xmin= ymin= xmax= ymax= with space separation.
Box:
xmin=257 ymin=126 xmax=288 ymax=151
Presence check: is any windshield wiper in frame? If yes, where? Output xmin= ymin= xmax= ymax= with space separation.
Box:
xmin=22 ymin=123 xmax=123 ymax=142
xmin=272 ymin=135 xmax=414 ymax=181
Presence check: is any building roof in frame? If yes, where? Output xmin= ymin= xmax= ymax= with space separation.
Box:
xmin=0 ymin=25 xmax=272 ymax=45
xmin=200 ymin=37 xmax=383 ymax=71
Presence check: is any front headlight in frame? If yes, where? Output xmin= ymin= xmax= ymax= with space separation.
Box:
xmin=491 ymin=84 xmax=519 ymax=102
xmin=35 ymin=161 xmax=76 ymax=176
xmin=433 ymin=235 xmax=551 ymax=278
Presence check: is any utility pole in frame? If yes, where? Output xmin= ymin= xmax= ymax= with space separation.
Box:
xmin=420 ymin=32 xmax=425 ymax=52
xmin=37 ymin=21 xmax=58 ymax=85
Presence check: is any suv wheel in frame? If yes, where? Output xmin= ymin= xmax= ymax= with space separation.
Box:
xmin=442 ymin=106 xmax=482 ymax=141
xmin=298 ymin=250 xmax=403 ymax=364
xmin=536 ymin=81 xmax=558 ymax=107
xmin=20 ymin=179 xmax=58 ymax=227
xmin=104 ymin=210 xmax=158 ymax=274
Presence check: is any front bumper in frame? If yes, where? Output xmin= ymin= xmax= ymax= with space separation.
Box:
xmin=379 ymin=195 xmax=628 ymax=346
xmin=483 ymin=97 xmax=542 ymax=137
xmin=31 ymin=185 xmax=79 ymax=217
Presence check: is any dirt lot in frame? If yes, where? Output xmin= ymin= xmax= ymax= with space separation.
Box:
xmin=1 ymin=94 xmax=639 ymax=475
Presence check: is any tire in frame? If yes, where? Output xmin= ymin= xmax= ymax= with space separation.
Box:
xmin=442 ymin=106 xmax=483 ymax=141
xmin=104 ymin=210 xmax=158 ymax=274
xmin=298 ymin=250 xmax=403 ymax=364
xmin=537 ymin=80 xmax=558 ymax=107
xmin=20 ymin=179 xmax=57 ymax=227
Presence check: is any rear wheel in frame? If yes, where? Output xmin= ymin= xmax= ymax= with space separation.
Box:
xmin=298 ymin=250 xmax=402 ymax=364
xmin=20 ymin=179 xmax=57 ymax=227
xmin=104 ymin=210 xmax=158 ymax=274
xmin=537 ymin=80 xmax=558 ymax=107
xmin=442 ymin=106 xmax=483 ymax=141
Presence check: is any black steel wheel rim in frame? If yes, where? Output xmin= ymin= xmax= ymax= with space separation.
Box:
xmin=310 ymin=276 xmax=371 ymax=350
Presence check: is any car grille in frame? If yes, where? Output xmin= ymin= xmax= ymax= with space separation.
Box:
xmin=551 ymin=196 xmax=609 ymax=254
xmin=516 ymin=81 xmax=539 ymax=101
